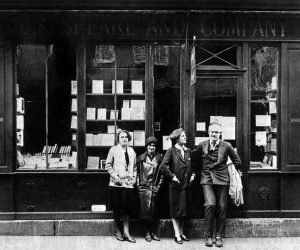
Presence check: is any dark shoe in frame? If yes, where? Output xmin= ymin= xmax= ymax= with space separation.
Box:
xmin=145 ymin=232 xmax=152 ymax=242
xmin=123 ymin=234 xmax=136 ymax=243
xmin=174 ymin=236 xmax=183 ymax=244
xmin=115 ymin=232 xmax=124 ymax=241
xmin=215 ymin=237 xmax=224 ymax=247
xmin=180 ymin=234 xmax=190 ymax=241
xmin=151 ymin=233 xmax=160 ymax=241
xmin=205 ymin=237 xmax=213 ymax=247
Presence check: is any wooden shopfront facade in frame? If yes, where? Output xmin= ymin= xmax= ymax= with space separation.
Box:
xmin=0 ymin=1 xmax=300 ymax=220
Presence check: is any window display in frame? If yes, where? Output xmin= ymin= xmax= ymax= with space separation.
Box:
xmin=85 ymin=45 xmax=146 ymax=170
xmin=250 ymin=46 xmax=279 ymax=169
xmin=16 ymin=44 xmax=77 ymax=170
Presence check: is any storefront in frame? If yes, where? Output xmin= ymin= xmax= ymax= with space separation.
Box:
xmin=0 ymin=2 xmax=300 ymax=220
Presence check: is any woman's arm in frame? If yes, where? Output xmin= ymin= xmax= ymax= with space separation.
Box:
xmin=105 ymin=147 xmax=118 ymax=179
xmin=160 ymin=148 xmax=175 ymax=180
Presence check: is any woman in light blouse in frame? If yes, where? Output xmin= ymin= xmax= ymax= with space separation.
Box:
xmin=105 ymin=130 xmax=137 ymax=243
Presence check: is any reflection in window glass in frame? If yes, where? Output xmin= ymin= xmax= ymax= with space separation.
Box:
xmin=16 ymin=44 xmax=77 ymax=170
xmin=154 ymin=46 xmax=181 ymax=152
xmin=250 ymin=46 xmax=279 ymax=169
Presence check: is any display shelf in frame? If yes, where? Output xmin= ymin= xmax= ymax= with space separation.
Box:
xmin=86 ymin=93 xmax=145 ymax=96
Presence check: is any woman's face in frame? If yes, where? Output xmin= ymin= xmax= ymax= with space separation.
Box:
xmin=147 ymin=142 xmax=156 ymax=155
xmin=177 ymin=131 xmax=187 ymax=145
xmin=119 ymin=132 xmax=129 ymax=147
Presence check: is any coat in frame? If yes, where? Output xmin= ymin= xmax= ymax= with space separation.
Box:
xmin=105 ymin=144 xmax=137 ymax=188
xmin=160 ymin=145 xmax=193 ymax=218
xmin=194 ymin=140 xmax=242 ymax=185
xmin=136 ymin=152 xmax=164 ymax=219
xmin=160 ymin=146 xmax=193 ymax=190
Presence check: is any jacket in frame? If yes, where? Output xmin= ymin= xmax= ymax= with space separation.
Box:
xmin=105 ymin=144 xmax=136 ymax=188
xmin=160 ymin=146 xmax=193 ymax=190
xmin=228 ymin=163 xmax=244 ymax=206
xmin=194 ymin=140 xmax=242 ymax=185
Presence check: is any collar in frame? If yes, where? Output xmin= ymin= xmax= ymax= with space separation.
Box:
xmin=210 ymin=139 xmax=220 ymax=147
xmin=175 ymin=143 xmax=187 ymax=151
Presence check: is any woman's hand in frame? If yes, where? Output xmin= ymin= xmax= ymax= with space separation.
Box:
xmin=172 ymin=175 xmax=180 ymax=184
xmin=190 ymin=174 xmax=196 ymax=183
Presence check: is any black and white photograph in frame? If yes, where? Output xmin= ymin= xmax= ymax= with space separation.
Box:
xmin=0 ymin=0 xmax=300 ymax=249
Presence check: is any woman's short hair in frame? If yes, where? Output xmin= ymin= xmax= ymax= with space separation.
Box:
xmin=117 ymin=130 xmax=132 ymax=142
xmin=169 ymin=128 xmax=185 ymax=143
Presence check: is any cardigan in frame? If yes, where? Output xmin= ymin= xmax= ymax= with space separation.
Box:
xmin=105 ymin=144 xmax=137 ymax=188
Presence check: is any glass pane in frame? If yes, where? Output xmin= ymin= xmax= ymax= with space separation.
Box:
xmin=47 ymin=44 xmax=77 ymax=170
xmin=250 ymin=46 xmax=279 ymax=169
xmin=16 ymin=45 xmax=47 ymax=170
xmin=86 ymin=45 xmax=146 ymax=170
xmin=153 ymin=46 xmax=181 ymax=152
xmin=195 ymin=78 xmax=237 ymax=147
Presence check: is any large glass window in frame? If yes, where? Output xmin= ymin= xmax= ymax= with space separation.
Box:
xmin=153 ymin=45 xmax=181 ymax=152
xmin=16 ymin=44 xmax=77 ymax=170
xmin=85 ymin=44 xmax=146 ymax=170
xmin=250 ymin=46 xmax=279 ymax=169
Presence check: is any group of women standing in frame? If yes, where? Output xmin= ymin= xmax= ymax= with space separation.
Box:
xmin=105 ymin=128 xmax=194 ymax=244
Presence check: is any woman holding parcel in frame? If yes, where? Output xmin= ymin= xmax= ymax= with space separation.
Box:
xmin=160 ymin=128 xmax=196 ymax=244
xmin=105 ymin=130 xmax=137 ymax=243
xmin=136 ymin=136 xmax=164 ymax=242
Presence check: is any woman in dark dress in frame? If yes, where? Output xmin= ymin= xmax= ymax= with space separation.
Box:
xmin=160 ymin=128 xmax=196 ymax=244
xmin=136 ymin=136 xmax=164 ymax=242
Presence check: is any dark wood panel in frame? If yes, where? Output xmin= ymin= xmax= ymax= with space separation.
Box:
xmin=14 ymin=174 xmax=110 ymax=212
xmin=0 ymin=175 xmax=14 ymax=212
xmin=281 ymin=174 xmax=300 ymax=210
xmin=0 ymin=47 xmax=4 ymax=166
xmin=287 ymin=49 xmax=300 ymax=164
xmin=247 ymin=174 xmax=280 ymax=210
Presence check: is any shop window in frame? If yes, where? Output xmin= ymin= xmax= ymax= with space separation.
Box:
xmin=195 ymin=78 xmax=237 ymax=148
xmin=16 ymin=44 xmax=77 ymax=170
xmin=153 ymin=45 xmax=181 ymax=152
xmin=250 ymin=46 xmax=279 ymax=170
xmin=85 ymin=45 xmax=146 ymax=170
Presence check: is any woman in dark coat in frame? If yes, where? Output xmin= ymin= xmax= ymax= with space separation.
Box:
xmin=160 ymin=128 xmax=196 ymax=244
xmin=136 ymin=136 xmax=164 ymax=242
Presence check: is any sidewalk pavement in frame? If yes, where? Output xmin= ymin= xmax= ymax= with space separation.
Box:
xmin=0 ymin=236 xmax=300 ymax=250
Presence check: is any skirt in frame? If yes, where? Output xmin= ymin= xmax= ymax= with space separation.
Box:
xmin=169 ymin=187 xmax=189 ymax=218
xmin=109 ymin=186 xmax=137 ymax=217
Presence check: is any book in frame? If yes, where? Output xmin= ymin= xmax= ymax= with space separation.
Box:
xmin=71 ymin=80 xmax=77 ymax=95
xmin=70 ymin=151 xmax=77 ymax=168
xmin=128 ymin=132 xmax=134 ymax=146
xmin=110 ymin=110 xmax=119 ymax=120
xmin=107 ymin=125 xmax=116 ymax=133
xmin=17 ymin=97 xmax=25 ymax=114
xmin=71 ymin=115 xmax=77 ymax=129
xmin=130 ymin=107 xmax=144 ymax=120
xmin=112 ymin=80 xmax=123 ymax=94
xmin=101 ymin=134 xmax=115 ymax=146
xmin=100 ymin=160 xmax=106 ymax=170
xmin=17 ymin=130 xmax=24 ymax=146
xmin=92 ymin=80 xmax=104 ymax=94
xmin=271 ymin=139 xmax=277 ymax=152
xmin=123 ymin=100 xmax=130 ymax=108
xmin=133 ymin=130 xmax=145 ymax=146
xmin=163 ymin=136 xmax=172 ymax=150
xmin=87 ymin=107 xmax=96 ymax=120
xmin=131 ymin=99 xmax=145 ymax=108
xmin=87 ymin=156 xmax=100 ymax=169
xmin=131 ymin=80 xmax=143 ymax=94
xmin=97 ymin=108 xmax=107 ymax=120
xmin=17 ymin=115 xmax=24 ymax=130
xmin=121 ymin=108 xmax=131 ymax=120
xmin=86 ymin=133 xmax=94 ymax=146
xmin=71 ymin=98 xmax=77 ymax=112
xmin=94 ymin=134 xmax=102 ymax=146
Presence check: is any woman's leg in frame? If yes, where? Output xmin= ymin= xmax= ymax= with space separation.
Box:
xmin=179 ymin=218 xmax=184 ymax=235
xmin=172 ymin=218 xmax=180 ymax=238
